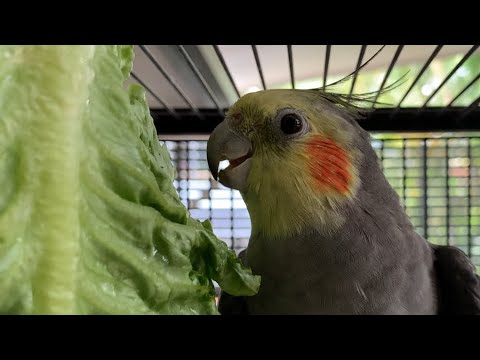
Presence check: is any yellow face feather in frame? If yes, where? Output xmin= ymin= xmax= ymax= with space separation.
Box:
xmin=226 ymin=89 xmax=363 ymax=239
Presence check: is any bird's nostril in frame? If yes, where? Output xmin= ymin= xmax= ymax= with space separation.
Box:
xmin=230 ymin=113 xmax=243 ymax=125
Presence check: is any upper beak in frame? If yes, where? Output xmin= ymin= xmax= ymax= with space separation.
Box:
xmin=207 ymin=121 xmax=253 ymax=191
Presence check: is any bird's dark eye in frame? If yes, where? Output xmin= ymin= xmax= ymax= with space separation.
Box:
xmin=280 ymin=114 xmax=303 ymax=135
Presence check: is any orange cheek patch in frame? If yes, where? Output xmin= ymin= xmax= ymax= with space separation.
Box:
xmin=306 ymin=136 xmax=352 ymax=194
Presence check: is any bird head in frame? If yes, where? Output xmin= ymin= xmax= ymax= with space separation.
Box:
xmin=207 ymin=89 xmax=377 ymax=238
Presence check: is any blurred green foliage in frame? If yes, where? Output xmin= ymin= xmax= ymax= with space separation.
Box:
xmin=292 ymin=51 xmax=480 ymax=108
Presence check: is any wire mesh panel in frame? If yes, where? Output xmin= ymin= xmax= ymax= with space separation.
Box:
xmin=166 ymin=140 xmax=250 ymax=252
xmin=165 ymin=134 xmax=480 ymax=270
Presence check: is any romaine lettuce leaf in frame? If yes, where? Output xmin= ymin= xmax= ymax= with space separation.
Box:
xmin=0 ymin=45 xmax=260 ymax=315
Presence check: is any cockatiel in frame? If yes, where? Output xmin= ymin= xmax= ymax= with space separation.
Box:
xmin=206 ymin=88 xmax=480 ymax=315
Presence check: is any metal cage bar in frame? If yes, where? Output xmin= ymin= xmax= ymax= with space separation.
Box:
xmin=130 ymin=72 xmax=178 ymax=119
xmin=396 ymin=45 xmax=443 ymax=108
xmin=177 ymin=45 xmax=224 ymax=115
xmin=213 ymin=45 xmax=241 ymax=99
xmin=467 ymin=138 xmax=472 ymax=257
xmin=139 ymin=45 xmax=202 ymax=118
xmin=445 ymin=140 xmax=451 ymax=246
xmin=402 ymin=139 xmax=407 ymax=206
xmin=252 ymin=45 xmax=267 ymax=90
xmin=287 ymin=45 xmax=295 ymax=89
xmin=459 ymin=94 xmax=480 ymax=120
xmin=348 ymin=45 xmax=367 ymax=100
xmin=230 ymin=190 xmax=235 ymax=251
xmin=323 ymin=45 xmax=331 ymax=90
xmin=422 ymin=45 xmax=479 ymax=108
xmin=371 ymin=45 xmax=404 ymax=106
xmin=151 ymin=107 xmax=480 ymax=134
xmin=422 ymin=139 xmax=429 ymax=237
xmin=447 ymin=72 xmax=480 ymax=107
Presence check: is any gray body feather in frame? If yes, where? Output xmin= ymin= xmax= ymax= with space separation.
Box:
xmin=219 ymin=121 xmax=480 ymax=315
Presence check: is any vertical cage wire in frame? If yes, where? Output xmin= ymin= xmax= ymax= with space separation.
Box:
xmin=422 ymin=139 xmax=429 ymax=238
xmin=230 ymin=188 xmax=235 ymax=251
xmin=446 ymin=140 xmax=451 ymax=246
xmin=402 ymin=139 xmax=407 ymax=207
xmin=467 ymin=138 xmax=472 ymax=258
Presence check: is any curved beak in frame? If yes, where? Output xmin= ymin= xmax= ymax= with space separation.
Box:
xmin=207 ymin=121 xmax=253 ymax=192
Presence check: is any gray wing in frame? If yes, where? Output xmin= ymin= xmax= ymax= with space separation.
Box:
xmin=433 ymin=245 xmax=480 ymax=315
xmin=218 ymin=250 xmax=250 ymax=315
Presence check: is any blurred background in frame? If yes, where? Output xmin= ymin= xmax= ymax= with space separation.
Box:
xmin=128 ymin=45 xmax=480 ymax=274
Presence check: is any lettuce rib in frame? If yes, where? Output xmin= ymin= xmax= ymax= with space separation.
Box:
xmin=0 ymin=45 xmax=260 ymax=315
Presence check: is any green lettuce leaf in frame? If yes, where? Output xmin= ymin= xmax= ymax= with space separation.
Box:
xmin=0 ymin=45 xmax=260 ymax=315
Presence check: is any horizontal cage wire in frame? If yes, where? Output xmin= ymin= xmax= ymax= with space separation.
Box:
xmin=164 ymin=134 xmax=480 ymax=272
